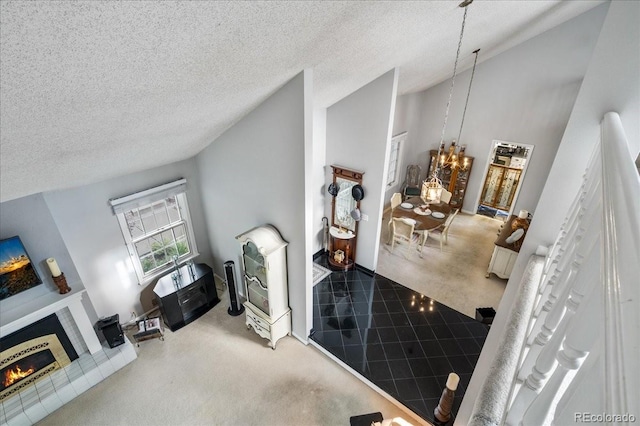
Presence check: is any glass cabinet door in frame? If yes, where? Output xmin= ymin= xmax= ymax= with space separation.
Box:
xmin=480 ymin=165 xmax=504 ymax=207
xmin=479 ymin=165 xmax=521 ymax=211
xmin=495 ymin=168 xmax=521 ymax=210
xmin=242 ymin=241 xmax=269 ymax=314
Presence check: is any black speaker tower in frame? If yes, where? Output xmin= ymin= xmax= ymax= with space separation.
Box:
xmin=224 ymin=261 xmax=244 ymax=316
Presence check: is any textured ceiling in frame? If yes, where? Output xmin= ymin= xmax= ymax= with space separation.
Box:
xmin=0 ymin=1 xmax=603 ymax=202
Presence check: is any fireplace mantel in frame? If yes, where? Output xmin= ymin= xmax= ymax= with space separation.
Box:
xmin=0 ymin=284 xmax=102 ymax=354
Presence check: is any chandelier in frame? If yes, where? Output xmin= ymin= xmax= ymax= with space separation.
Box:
xmin=422 ymin=0 xmax=479 ymax=204
xmin=437 ymin=138 xmax=471 ymax=171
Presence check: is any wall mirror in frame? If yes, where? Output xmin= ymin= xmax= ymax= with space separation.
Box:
xmin=334 ymin=177 xmax=358 ymax=231
xmin=328 ymin=165 xmax=364 ymax=271
xmin=330 ymin=166 xmax=363 ymax=232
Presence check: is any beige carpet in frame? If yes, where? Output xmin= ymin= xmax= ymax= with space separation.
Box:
xmin=377 ymin=211 xmax=507 ymax=319
xmin=36 ymin=292 xmax=423 ymax=426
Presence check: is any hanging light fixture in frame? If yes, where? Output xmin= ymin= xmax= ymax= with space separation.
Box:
xmin=422 ymin=0 xmax=480 ymax=204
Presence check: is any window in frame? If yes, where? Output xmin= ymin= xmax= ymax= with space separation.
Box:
xmin=387 ymin=132 xmax=406 ymax=187
xmin=110 ymin=179 xmax=198 ymax=283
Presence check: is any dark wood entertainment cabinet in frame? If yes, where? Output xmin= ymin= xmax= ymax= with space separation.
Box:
xmin=153 ymin=263 xmax=220 ymax=331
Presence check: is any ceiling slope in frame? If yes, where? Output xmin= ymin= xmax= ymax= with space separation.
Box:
xmin=0 ymin=1 xmax=603 ymax=202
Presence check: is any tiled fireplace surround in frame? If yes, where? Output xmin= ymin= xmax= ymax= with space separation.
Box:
xmin=0 ymin=287 xmax=137 ymax=426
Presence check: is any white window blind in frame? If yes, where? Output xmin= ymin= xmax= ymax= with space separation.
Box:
xmin=109 ymin=178 xmax=187 ymax=215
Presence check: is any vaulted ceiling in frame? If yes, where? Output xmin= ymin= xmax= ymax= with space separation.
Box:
xmin=0 ymin=1 xmax=603 ymax=202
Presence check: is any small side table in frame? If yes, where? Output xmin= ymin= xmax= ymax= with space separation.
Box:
xmin=132 ymin=317 xmax=164 ymax=346
xmin=328 ymin=226 xmax=356 ymax=271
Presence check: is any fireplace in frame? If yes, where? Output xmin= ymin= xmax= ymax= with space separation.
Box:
xmin=0 ymin=313 xmax=78 ymax=402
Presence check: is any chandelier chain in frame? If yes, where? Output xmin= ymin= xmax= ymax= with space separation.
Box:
xmin=439 ymin=5 xmax=469 ymax=146
xmin=457 ymin=49 xmax=480 ymax=143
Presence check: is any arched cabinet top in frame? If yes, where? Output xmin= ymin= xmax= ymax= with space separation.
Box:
xmin=235 ymin=224 xmax=288 ymax=256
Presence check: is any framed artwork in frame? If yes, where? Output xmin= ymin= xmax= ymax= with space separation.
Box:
xmin=137 ymin=317 xmax=162 ymax=332
xmin=0 ymin=236 xmax=42 ymax=300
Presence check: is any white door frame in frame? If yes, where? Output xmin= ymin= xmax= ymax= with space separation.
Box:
xmin=473 ymin=139 xmax=535 ymax=217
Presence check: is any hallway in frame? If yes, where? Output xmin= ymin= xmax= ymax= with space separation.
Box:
xmin=311 ymin=254 xmax=490 ymax=423
xmin=310 ymin=212 xmax=509 ymax=422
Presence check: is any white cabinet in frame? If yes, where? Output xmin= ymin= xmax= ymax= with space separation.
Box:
xmin=486 ymin=245 xmax=518 ymax=279
xmin=486 ymin=214 xmax=528 ymax=279
xmin=236 ymin=225 xmax=291 ymax=349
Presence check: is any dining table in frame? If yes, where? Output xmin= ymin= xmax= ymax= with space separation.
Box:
xmin=392 ymin=197 xmax=452 ymax=232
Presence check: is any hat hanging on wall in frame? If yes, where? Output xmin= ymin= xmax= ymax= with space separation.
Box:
xmin=327 ymin=183 xmax=339 ymax=197
xmin=351 ymin=184 xmax=365 ymax=201
xmin=350 ymin=208 xmax=362 ymax=221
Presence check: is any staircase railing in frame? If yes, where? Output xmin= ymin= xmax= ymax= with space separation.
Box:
xmin=465 ymin=111 xmax=639 ymax=425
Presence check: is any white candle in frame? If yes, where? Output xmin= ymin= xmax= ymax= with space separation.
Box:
xmin=47 ymin=258 xmax=62 ymax=277
xmin=446 ymin=373 xmax=460 ymax=390
xmin=518 ymin=210 xmax=529 ymax=219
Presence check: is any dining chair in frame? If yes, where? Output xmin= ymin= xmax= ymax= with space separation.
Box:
xmin=428 ymin=209 xmax=459 ymax=252
xmin=390 ymin=217 xmax=420 ymax=258
xmin=387 ymin=193 xmax=403 ymax=243
xmin=402 ymin=165 xmax=422 ymax=200
xmin=440 ymin=188 xmax=453 ymax=204
xmin=414 ymin=229 xmax=429 ymax=258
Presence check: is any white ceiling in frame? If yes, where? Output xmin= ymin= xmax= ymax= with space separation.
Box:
xmin=0 ymin=0 xmax=604 ymax=202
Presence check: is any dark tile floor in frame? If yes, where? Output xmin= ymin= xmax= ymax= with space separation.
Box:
xmin=311 ymin=255 xmax=489 ymax=424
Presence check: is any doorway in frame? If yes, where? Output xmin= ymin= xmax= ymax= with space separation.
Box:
xmin=476 ymin=140 xmax=534 ymax=219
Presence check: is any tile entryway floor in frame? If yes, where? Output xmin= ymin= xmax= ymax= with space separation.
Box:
xmin=310 ymin=256 xmax=489 ymax=424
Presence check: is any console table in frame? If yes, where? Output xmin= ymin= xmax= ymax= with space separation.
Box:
xmin=153 ymin=263 xmax=219 ymax=331
xmin=486 ymin=215 xmax=527 ymax=279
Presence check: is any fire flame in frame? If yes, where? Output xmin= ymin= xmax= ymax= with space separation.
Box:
xmin=3 ymin=365 xmax=35 ymax=387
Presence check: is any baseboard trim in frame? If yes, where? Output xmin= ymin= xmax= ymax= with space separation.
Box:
xmin=292 ymin=331 xmax=309 ymax=345
xmin=313 ymin=249 xmax=326 ymax=260
xmin=312 ymin=251 xmax=374 ymax=276
xmin=355 ymin=263 xmax=375 ymax=276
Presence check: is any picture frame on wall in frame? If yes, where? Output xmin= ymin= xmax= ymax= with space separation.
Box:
xmin=0 ymin=236 xmax=42 ymax=300
xmin=137 ymin=317 xmax=161 ymax=332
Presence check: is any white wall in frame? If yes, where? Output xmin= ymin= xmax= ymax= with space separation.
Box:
xmin=385 ymin=92 xmax=426 ymax=202
xmin=392 ymin=4 xmax=608 ymax=215
xmin=0 ymin=193 xmax=87 ymax=316
xmin=196 ymin=72 xmax=309 ymax=341
xmin=458 ymin=1 xmax=640 ymax=423
xmin=42 ymin=158 xmax=213 ymax=321
xmin=325 ymin=68 xmax=399 ymax=271
xmin=312 ymin=107 xmax=328 ymax=254
xmin=525 ymin=0 xmax=640 ymax=250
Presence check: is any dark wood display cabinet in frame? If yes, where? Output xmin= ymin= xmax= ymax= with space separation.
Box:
xmin=427 ymin=149 xmax=474 ymax=210
xmin=153 ymin=263 xmax=220 ymax=331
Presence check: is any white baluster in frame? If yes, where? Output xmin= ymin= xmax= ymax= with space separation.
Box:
xmin=553 ymin=342 xmax=604 ymax=424
xmin=517 ymin=233 xmax=598 ymax=382
xmin=507 ymin=243 xmax=599 ymax=424
xmin=521 ymin=284 xmax=600 ymax=426
xmin=532 ymin=250 xmax=561 ymax=318
xmin=525 ymin=204 xmax=600 ymax=348
xmin=531 ymin=162 xmax=600 ymax=322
